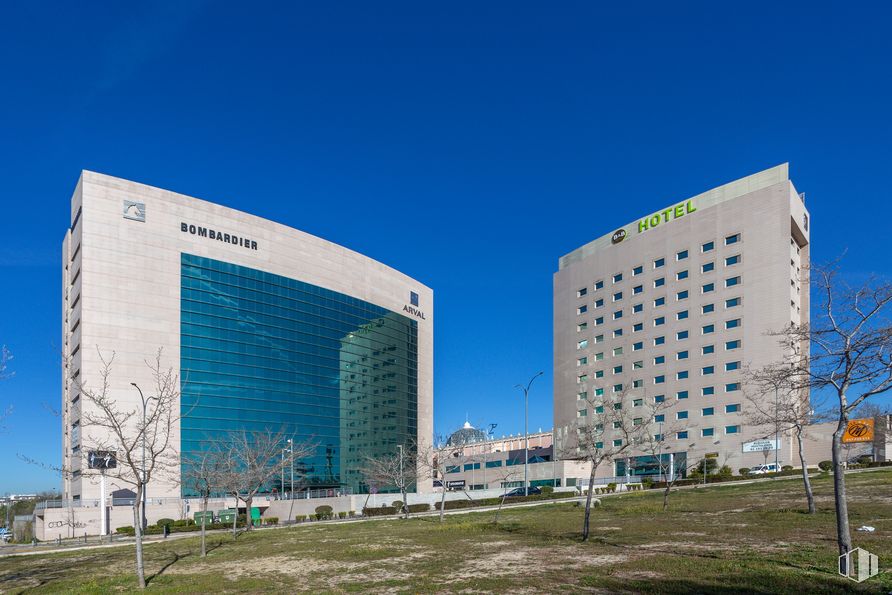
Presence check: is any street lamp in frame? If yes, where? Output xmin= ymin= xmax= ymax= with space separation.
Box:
xmin=774 ymin=385 xmax=780 ymax=472
xmin=515 ymin=371 xmax=543 ymax=497
xmin=130 ymin=382 xmax=156 ymax=530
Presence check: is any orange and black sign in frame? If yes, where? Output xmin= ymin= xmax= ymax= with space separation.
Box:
xmin=842 ymin=418 xmax=874 ymax=444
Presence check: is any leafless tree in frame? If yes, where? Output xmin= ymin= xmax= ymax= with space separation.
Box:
xmin=0 ymin=346 xmax=13 ymax=427
xmin=634 ymin=400 xmax=689 ymax=511
xmin=74 ymin=348 xmax=180 ymax=590
xmin=558 ymin=388 xmax=645 ymax=540
xmin=182 ymin=446 xmax=228 ymax=557
xmin=763 ymin=264 xmax=892 ymax=566
xmin=489 ymin=465 xmax=523 ymax=524
xmin=744 ymin=366 xmax=823 ymax=514
xmin=417 ymin=437 xmax=461 ymax=522
xmin=359 ymin=442 xmax=417 ymax=518
xmin=215 ymin=428 xmax=314 ymax=534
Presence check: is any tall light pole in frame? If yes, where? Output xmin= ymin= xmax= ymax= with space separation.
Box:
xmin=288 ymin=438 xmax=294 ymax=498
xmin=516 ymin=371 xmax=543 ymax=496
xmin=774 ymin=385 xmax=780 ymax=472
xmin=130 ymin=382 xmax=155 ymax=530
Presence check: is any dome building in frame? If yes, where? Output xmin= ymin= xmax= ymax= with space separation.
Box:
xmin=445 ymin=421 xmax=488 ymax=447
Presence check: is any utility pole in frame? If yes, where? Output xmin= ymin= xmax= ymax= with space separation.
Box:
xmin=515 ymin=371 xmax=543 ymax=496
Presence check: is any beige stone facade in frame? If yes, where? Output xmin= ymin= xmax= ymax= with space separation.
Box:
xmin=554 ymin=164 xmax=810 ymax=477
xmin=61 ymin=171 xmax=433 ymax=505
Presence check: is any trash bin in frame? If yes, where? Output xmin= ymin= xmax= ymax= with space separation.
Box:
xmin=250 ymin=507 xmax=261 ymax=527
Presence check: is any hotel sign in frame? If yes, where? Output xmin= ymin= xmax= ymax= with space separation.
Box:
xmin=637 ymin=200 xmax=697 ymax=234
xmin=611 ymin=229 xmax=626 ymax=244
xmin=842 ymin=418 xmax=874 ymax=444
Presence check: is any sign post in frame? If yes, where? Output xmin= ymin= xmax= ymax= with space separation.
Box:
xmin=88 ymin=451 xmax=117 ymax=537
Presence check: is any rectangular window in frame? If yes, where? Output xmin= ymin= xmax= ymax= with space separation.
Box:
xmin=702 ymin=365 xmax=714 ymax=375
xmin=654 ymin=277 xmax=665 ymax=288
xmin=677 ymin=290 xmax=689 ymax=301
xmin=676 ymin=330 xmax=689 ymax=340
xmin=595 ymin=370 xmax=604 ymax=378
xmin=725 ymin=361 xmax=741 ymax=371
xmin=655 ymin=414 xmax=665 ymax=423
xmin=613 ymin=439 xmax=623 ymax=447
xmin=595 ymin=298 xmax=604 ymax=308
xmin=633 ymin=285 xmax=643 ymax=295
xmin=633 ymin=341 xmax=643 ymax=351
xmin=613 ymin=310 xmax=623 ymax=320
xmin=702 ymin=386 xmax=715 ymax=396
xmin=677 ymin=350 xmax=689 ymax=360
xmin=677 ymin=249 xmax=688 ymax=261
xmin=446 ymin=466 xmax=460 ymax=474
xmin=702 ymin=344 xmax=715 ymax=355
xmin=633 ymin=303 xmax=643 ymax=313
xmin=577 ymin=374 xmax=588 ymax=384
xmin=654 ymin=296 xmax=666 ymax=307
xmin=613 ymin=291 xmax=623 ymax=302
xmin=577 ymin=287 xmax=588 ymax=297
xmin=577 ymin=339 xmax=588 ymax=349
xmin=702 ymin=240 xmax=715 ymax=252
xmin=595 ymin=352 xmax=604 ymax=360
xmin=633 ymin=322 xmax=643 ymax=332
xmin=633 ymin=265 xmax=644 ymax=276
xmin=726 ymin=403 xmax=740 ymax=413
xmin=577 ymin=409 xmax=587 ymax=417
xmin=702 ymin=407 xmax=714 ymax=416
xmin=725 ymin=276 xmax=741 ymax=288
xmin=654 ymin=258 xmax=665 ymax=269
xmin=633 ymin=360 xmax=643 ymax=369
xmin=725 ymin=382 xmax=740 ymax=392
xmin=464 ymin=462 xmax=481 ymax=471
xmin=613 ymin=328 xmax=623 ymax=338
xmin=654 ymin=336 xmax=665 ymax=346
xmin=725 ymin=233 xmax=740 ymax=246
xmin=725 ymin=425 xmax=740 ymax=434
xmin=654 ymin=355 xmax=665 ymax=365
xmin=594 ymin=388 xmax=604 ymax=396
xmin=595 ymin=280 xmax=604 ymax=290
xmin=613 ymin=365 xmax=623 ymax=374
xmin=726 ymin=318 xmax=741 ymax=329
xmin=594 ymin=334 xmax=604 ymax=343
xmin=701 ymin=262 xmax=715 ymax=273
xmin=676 ymin=370 xmax=689 ymax=380
xmin=577 ymin=391 xmax=587 ymax=400
xmin=577 ymin=322 xmax=588 ymax=332
xmin=676 ymin=390 xmax=688 ymax=399
xmin=613 ymin=346 xmax=624 ymax=356
xmin=654 ymin=395 xmax=666 ymax=403
xmin=677 ymin=411 xmax=689 ymax=420
xmin=677 ymin=310 xmax=689 ymax=320
xmin=726 ymin=340 xmax=741 ymax=350
xmin=633 ymin=379 xmax=644 ymax=388
xmin=702 ymin=282 xmax=715 ymax=293
xmin=595 ymin=316 xmax=604 ymax=325
xmin=577 ymin=305 xmax=588 ymax=315
xmin=702 ymin=324 xmax=715 ymax=334
xmin=613 ymin=273 xmax=623 ymax=283
xmin=577 ymin=357 xmax=588 ymax=366
xmin=676 ymin=270 xmax=688 ymax=281
xmin=701 ymin=303 xmax=714 ymax=314
xmin=654 ymin=316 xmax=665 ymax=326
xmin=486 ymin=460 xmax=503 ymax=468
xmin=654 ymin=375 xmax=665 ymax=384
xmin=677 ymin=431 xmax=689 ymax=440
xmin=725 ymin=254 xmax=740 ymax=266
xmin=725 ymin=297 xmax=741 ymax=308
xmin=702 ymin=427 xmax=715 ymax=437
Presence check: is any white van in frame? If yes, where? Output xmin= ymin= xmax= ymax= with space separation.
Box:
xmin=750 ymin=463 xmax=779 ymax=475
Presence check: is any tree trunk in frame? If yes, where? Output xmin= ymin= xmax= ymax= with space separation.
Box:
xmin=832 ymin=416 xmax=852 ymax=571
xmin=582 ymin=465 xmax=597 ymax=541
xmin=662 ymin=482 xmax=671 ymax=511
xmin=200 ymin=495 xmax=208 ymax=557
xmin=133 ymin=489 xmax=146 ymax=589
xmin=231 ymin=494 xmax=238 ymax=538
xmin=401 ymin=486 xmax=409 ymax=519
xmin=245 ymin=496 xmax=253 ymax=531
xmin=796 ymin=426 xmax=816 ymax=514
xmin=439 ymin=483 xmax=447 ymax=523
xmin=494 ymin=487 xmax=509 ymax=524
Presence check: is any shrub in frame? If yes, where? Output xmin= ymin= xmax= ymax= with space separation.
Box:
xmin=295 ymin=515 xmax=306 ymax=522
xmin=407 ymin=503 xmax=430 ymax=513
xmin=738 ymin=467 xmax=750 ymax=476
xmin=155 ymin=518 xmax=175 ymax=529
xmin=116 ymin=526 xmax=135 ymax=536
xmin=857 ymin=455 xmax=873 ymax=465
xmin=363 ymin=506 xmax=398 ymax=517
xmin=542 ymin=486 xmax=554 ymax=495
xmin=264 ymin=517 xmax=279 ymax=525
xmin=338 ymin=511 xmax=347 ymax=519
xmin=173 ymin=519 xmax=194 ymax=527
xmin=642 ymin=477 xmax=654 ymax=488
xmin=349 ymin=510 xmax=356 ymax=517
xmin=781 ymin=465 xmax=794 ymax=472
xmin=315 ymin=505 xmax=333 ymax=520
xmin=391 ymin=500 xmax=404 ymax=511
xmin=607 ymin=483 xmax=617 ymax=493
xmin=818 ymin=460 xmax=833 ymax=471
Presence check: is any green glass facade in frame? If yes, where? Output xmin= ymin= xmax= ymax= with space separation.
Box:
xmin=180 ymin=254 xmax=418 ymax=495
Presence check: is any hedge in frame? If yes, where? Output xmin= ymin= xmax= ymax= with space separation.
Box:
xmin=363 ymin=506 xmax=397 ymax=517
xmin=115 ymin=522 xmax=229 ymax=536
xmin=407 ymin=503 xmax=430 ymax=513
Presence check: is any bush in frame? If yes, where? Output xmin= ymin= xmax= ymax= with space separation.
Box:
xmin=391 ymin=500 xmax=404 ymax=510
xmin=295 ymin=515 xmax=306 ymax=522
xmin=363 ymin=506 xmax=397 ymax=517
xmin=173 ymin=519 xmax=194 ymax=527
xmin=338 ymin=511 xmax=347 ymax=519
xmin=781 ymin=465 xmax=794 ymax=472
xmin=264 ymin=517 xmax=278 ymax=525
xmin=116 ymin=526 xmax=135 ymax=536
xmin=407 ymin=503 xmax=430 ymax=513
xmin=857 ymin=455 xmax=873 ymax=465
xmin=818 ymin=460 xmax=833 ymax=471
xmin=718 ymin=465 xmax=733 ymax=477
xmin=349 ymin=510 xmax=356 ymax=517
xmin=606 ymin=483 xmax=617 ymax=493
xmin=155 ymin=518 xmax=175 ymax=529
xmin=642 ymin=477 xmax=654 ymax=488
xmin=315 ymin=505 xmax=333 ymax=520
xmin=739 ymin=467 xmax=750 ymax=476
xmin=542 ymin=486 xmax=554 ymax=495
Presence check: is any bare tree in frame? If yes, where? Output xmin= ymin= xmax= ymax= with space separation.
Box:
xmin=765 ymin=265 xmax=892 ymax=566
xmin=182 ymin=447 xmax=228 ymax=557
xmin=559 ymin=388 xmax=644 ymax=541
xmin=75 ymin=348 xmax=180 ymax=590
xmin=744 ymin=366 xmax=822 ymax=514
xmin=216 ymin=429 xmax=314 ymax=533
xmin=417 ymin=437 xmax=461 ymax=522
xmin=634 ymin=400 xmax=689 ymax=511
xmin=489 ymin=465 xmax=523 ymax=524
xmin=0 ymin=346 xmax=13 ymax=427
xmin=359 ymin=442 xmax=417 ymax=518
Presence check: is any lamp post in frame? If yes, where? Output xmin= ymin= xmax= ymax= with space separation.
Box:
xmin=288 ymin=438 xmax=294 ymax=498
xmin=515 ymin=371 xmax=543 ymax=497
xmin=397 ymin=444 xmax=404 ymax=514
xmin=130 ymin=382 xmax=155 ymax=530
xmin=774 ymin=385 xmax=780 ymax=472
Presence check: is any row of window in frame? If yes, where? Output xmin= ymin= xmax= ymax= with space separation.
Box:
xmin=577 ymin=277 xmax=741 ymax=315
xmin=579 ymin=402 xmax=740 ymax=417
xmin=578 ymin=337 xmax=741 ymax=364
xmin=577 ymin=234 xmax=742 ymax=297
xmin=576 ymin=297 xmax=741 ymax=335
xmin=585 ymin=424 xmax=741 ymax=448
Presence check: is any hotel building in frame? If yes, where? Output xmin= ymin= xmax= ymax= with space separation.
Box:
xmin=553 ymin=164 xmax=810 ymax=477
xmin=60 ymin=171 xmax=433 ymax=503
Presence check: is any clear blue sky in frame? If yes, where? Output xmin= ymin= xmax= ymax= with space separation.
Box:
xmin=1 ymin=2 xmax=891 ymax=493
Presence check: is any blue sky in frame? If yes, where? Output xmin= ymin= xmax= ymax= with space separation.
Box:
xmin=1 ymin=2 xmax=891 ymax=493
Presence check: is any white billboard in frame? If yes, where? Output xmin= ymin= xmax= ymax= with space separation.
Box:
xmin=742 ymin=439 xmax=779 ymax=452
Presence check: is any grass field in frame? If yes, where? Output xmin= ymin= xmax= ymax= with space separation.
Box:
xmin=1 ymin=470 xmax=890 ymax=593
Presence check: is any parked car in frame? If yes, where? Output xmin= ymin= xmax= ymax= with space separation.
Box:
xmin=504 ymin=487 xmax=542 ymax=497
xmin=749 ymin=463 xmax=779 ymax=475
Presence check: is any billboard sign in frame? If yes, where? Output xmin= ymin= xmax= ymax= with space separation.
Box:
xmin=842 ymin=419 xmax=874 ymax=444
xmin=742 ymin=439 xmax=779 ymax=453
xmin=446 ymin=480 xmax=466 ymax=489
xmin=87 ymin=450 xmax=117 ymax=469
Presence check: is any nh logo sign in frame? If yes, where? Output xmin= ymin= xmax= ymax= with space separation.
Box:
xmin=839 ymin=547 xmax=879 ymax=583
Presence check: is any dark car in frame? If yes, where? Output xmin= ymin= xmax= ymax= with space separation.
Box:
xmin=504 ymin=487 xmax=542 ymax=497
